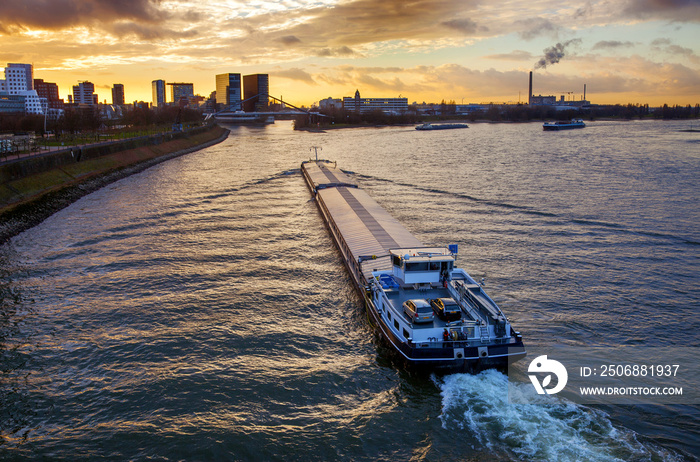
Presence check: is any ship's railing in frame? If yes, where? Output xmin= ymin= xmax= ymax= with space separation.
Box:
xmin=409 ymin=337 xmax=514 ymax=349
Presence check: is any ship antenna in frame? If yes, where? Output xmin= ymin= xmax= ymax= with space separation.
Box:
xmin=310 ymin=146 xmax=322 ymax=161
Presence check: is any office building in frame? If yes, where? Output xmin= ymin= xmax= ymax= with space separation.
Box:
xmin=342 ymin=90 xmax=408 ymax=114
xmin=2 ymin=63 xmax=33 ymax=94
xmin=0 ymin=63 xmax=44 ymax=114
xmin=112 ymin=84 xmax=125 ymax=105
xmin=73 ymin=81 xmax=96 ymax=105
xmin=168 ymin=82 xmax=194 ymax=105
xmin=216 ymin=73 xmax=241 ymax=110
xmin=152 ymin=79 xmax=166 ymax=107
xmin=319 ymin=97 xmax=342 ymax=111
xmin=243 ymin=74 xmax=269 ymax=112
xmin=0 ymin=93 xmax=26 ymax=113
xmin=34 ymin=79 xmax=63 ymax=109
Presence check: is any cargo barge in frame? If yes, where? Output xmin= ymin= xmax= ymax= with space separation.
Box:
xmin=543 ymin=118 xmax=585 ymax=130
xmin=301 ymin=160 xmax=526 ymax=372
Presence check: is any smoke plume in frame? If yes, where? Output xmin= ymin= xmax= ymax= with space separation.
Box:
xmin=535 ymin=39 xmax=581 ymax=69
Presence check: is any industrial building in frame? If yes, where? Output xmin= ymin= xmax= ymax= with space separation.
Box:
xmin=528 ymin=71 xmax=589 ymax=109
xmin=342 ymin=90 xmax=408 ymax=114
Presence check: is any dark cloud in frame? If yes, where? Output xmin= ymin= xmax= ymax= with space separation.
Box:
xmin=0 ymin=0 xmax=168 ymax=30
xmin=277 ymin=35 xmax=302 ymax=45
xmin=574 ymin=3 xmax=594 ymax=19
xmin=621 ymin=0 xmax=700 ymax=22
xmin=315 ymin=46 xmax=357 ymax=57
xmin=651 ymin=38 xmax=699 ymax=63
xmin=535 ymin=39 xmax=582 ymax=69
xmin=304 ymin=0 xmax=481 ymax=46
xmin=592 ymin=40 xmax=635 ymax=50
xmin=274 ymin=68 xmax=315 ymax=84
xmin=441 ymin=18 xmax=483 ymax=35
xmin=108 ymin=22 xmax=198 ymax=40
xmin=651 ymin=38 xmax=671 ymax=46
xmin=357 ymin=74 xmax=407 ymax=92
xmin=514 ymin=18 xmax=560 ymax=40
xmin=219 ymin=0 xmax=482 ymax=61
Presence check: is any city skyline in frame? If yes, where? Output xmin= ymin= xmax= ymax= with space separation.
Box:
xmin=1 ymin=0 xmax=699 ymax=107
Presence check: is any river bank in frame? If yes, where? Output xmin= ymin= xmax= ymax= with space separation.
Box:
xmin=0 ymin=124 xmax=229 ymax=244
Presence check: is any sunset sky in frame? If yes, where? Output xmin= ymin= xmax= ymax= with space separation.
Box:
xmin=1 ymin=0 xmax=699 ymax=107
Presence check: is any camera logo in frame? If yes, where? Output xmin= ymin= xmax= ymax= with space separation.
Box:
xmin=528 ymin=355 xmax=568 ymax=395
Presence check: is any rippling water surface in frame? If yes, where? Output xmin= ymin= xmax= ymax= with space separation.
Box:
xmin=1 ymin=120 xmax=699 ymax=461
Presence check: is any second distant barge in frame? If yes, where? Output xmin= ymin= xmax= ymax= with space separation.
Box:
xmin=301 ymin=160 xmax=526 ymax=372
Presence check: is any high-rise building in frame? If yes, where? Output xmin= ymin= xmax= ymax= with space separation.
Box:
xmin=2 ymin=63 xmax=33 ymax=93
xmin=73 ymin=81 xmax=96 ymax=105
xmin=34 ymin=78 xmax=64 ymax=110
xmin=112 ymin=83 xmax=125 ymax=105
xmin=216 ymin=73 xmax=241 ymax=110
xmin=168 ymin=82 xmax=194 ymax=105
xmin=1 ymin=63 xmax=44 ymax=114
xmin=152 ymin=79 xmax=166 ymax=107
xmin=243 ymin=74 xmax=269 ymax=112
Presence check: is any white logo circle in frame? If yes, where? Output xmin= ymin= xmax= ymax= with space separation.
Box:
xmin=528 ymin=355 xmax=568 ymax=395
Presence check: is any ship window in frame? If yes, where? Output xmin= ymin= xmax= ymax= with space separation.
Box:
xmin=392 ymin=255 xmax=402 ymax=267
xmin=403 ymin=328 xmax=410 ymax=338
xmin=394 ymin=319 xmax=400 ymax=330
xmin=406 ymin=262 xmax=429 ymax=272
xmin=429 ymin=262 xmax=440 ymax=271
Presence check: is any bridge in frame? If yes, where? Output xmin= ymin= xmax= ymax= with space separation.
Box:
xmin=206 ymin=93 xmax=328 ymax=124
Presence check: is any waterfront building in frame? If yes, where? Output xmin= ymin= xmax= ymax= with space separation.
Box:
xmin=152 ymin=79 xmax=166 ymax=107
xmin=342 ymin=90 xmax=408 ymax=114
xmin=530 ymin=95 xmax=557 ymax=105
xmin=242 ymin=74 xmax=268 ymax=112
xmin=0 ymin=93 xmax=26 ymax=113
xmin=112 ymin=84 xmax=125 ymax=105
xmin=34 ymin=79 xmax=64 ymax=109
xmin=216 ymin=73 xmax=242 ymax=110
xmin=168 ymin=82 xmax=194 ymax=106
xmin=1 ymin=63 xmax=44 ymax=114
xmin=73 ymin=81 xmax=97 ymax=105
xmin=1 ymin=63 xmax=34 ymax=94
xmin=319 ymin=97 xmax=343 ymax=112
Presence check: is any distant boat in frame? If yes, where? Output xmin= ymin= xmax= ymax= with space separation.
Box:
xmin=416 ymin=123 xmax=469 ymax=131
xmin=214 ymin=111 xmax=274 ymax=125
xmin=543 ymin=119 xmax=585 ymax=131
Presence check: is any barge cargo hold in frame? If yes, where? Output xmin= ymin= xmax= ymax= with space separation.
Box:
xmin=301 ymin=160 xmax=526 ymax=372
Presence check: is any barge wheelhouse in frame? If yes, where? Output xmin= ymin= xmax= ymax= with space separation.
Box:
xmin=301 ymin=160 xmax=525 ymax=372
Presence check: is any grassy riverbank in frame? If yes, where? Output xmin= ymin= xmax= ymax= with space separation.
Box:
xmin=0 ymin=125 xmax=229 ymax=244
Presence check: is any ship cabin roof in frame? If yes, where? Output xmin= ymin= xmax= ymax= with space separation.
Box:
xmin=389 ymin=247 xmax=456 ymax=286
xmin=389 ymin=247 xmax=455 ymax=262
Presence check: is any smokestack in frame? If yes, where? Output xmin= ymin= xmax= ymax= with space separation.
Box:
xmin=529 ymin=71 xmax=533 ymax=105
xmin=583 ymin=84 xmax=586 ymax=102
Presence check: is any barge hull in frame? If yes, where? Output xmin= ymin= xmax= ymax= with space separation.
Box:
xmin=302 ymin=160 xmax=525 ymax=371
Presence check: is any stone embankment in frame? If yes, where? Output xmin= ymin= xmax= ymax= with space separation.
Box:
xmin=0 ymin=124 xmax=229 ymax=244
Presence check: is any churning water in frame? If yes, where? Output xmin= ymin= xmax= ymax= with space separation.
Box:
xmin=1 ymin=120 xmax=698 ymax=460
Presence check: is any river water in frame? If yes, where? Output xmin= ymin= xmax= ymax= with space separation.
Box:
xmin=1 ymin=120 xmax=698 ymax=461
